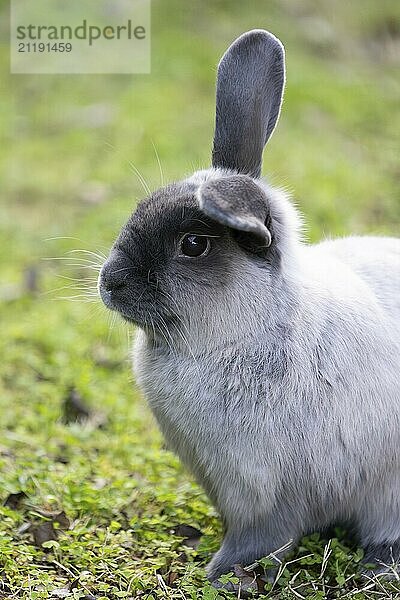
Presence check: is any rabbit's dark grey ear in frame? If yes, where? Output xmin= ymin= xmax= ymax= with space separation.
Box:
xmin=212 ymin=29 xmax=285 ymax=179
xmin=197 ymin=175 xmax=272 ymax=253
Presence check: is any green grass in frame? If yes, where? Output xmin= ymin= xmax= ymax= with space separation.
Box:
xmin=1 ymin=0 xmax=400 ymax=597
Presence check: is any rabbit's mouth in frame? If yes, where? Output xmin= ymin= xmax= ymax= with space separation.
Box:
xmin=98 ymin=272 xmax=138 ymax=321
xmin=98 ymin=275 xmax=177 ymax=332
xmin=98 ymin=280 xmax=142 ymax=325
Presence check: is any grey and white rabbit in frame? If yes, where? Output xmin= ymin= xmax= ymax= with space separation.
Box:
xmin=99 ymin=30 xmax=400 ymax=583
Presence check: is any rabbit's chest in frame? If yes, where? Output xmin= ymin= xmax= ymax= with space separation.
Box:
xmin=133 ymin=336 xmax=272 ymax=469
xmin=136 ymin=349 xmax=226 ymax=434
xmin=133 ymin=338 xmax=293 ymax=515
xmin=135 ymin=341 xmax=270 ymax=429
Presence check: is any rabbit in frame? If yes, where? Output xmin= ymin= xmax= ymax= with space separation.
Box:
xmin=98 ymin=29 xmax=400 ymax=587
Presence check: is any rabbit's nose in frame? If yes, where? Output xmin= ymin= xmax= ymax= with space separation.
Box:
xmin=100 ymin=262 xmax=129 ymax=293
xmin=101 ymin=270 xmax=126 ymax=293
xmin=99 ymin=266 xmax=127 ymax=309
xmin=98 ymin=250 xmax=133 ymax=306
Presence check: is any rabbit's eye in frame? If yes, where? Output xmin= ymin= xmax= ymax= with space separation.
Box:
xmin=179 ymin=234 xmax=211 ymax=258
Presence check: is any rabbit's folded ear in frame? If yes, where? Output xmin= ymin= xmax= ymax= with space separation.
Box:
xmin=212 ymin=29 xmax=285 ymax=179
xmin=197 ymin=175 xmax=272 ymax=253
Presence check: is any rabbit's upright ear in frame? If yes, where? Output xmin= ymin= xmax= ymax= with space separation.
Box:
xmin=212 ymin=30 xmax=285 ymax=179
xmin=197 ymin=175 xmax=272 ymax=254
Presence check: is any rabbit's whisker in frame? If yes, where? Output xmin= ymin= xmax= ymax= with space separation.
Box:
xmin=44 ymin=237 xmax=109 ymax=252
xmin=151 ymin=139 xmax=164 ymax=187
xmin=67 ymin=249 xmax=108 ymax=260
xmin=104 ymin=141 xmax=152 ymax=197
xmin=109 ymin=266 xmax=135 ymax=276
xmin=55 ymin=296 xmax=99 ymax=302
xmin=55 ymin=274 xmax=99 ymax=283
xmin=157 ymin=314 xmax=176 ymax=356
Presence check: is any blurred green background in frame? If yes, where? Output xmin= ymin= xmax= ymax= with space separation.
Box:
xmin=0 ymin=0 xmax=399 ymax=597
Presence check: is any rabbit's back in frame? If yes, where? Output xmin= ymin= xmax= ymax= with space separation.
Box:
xmin=316 ymin=236 xmax=400 ymax=326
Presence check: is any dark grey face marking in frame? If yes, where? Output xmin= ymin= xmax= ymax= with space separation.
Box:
xmin=98 ymin=179 xmax=269 ymax=331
